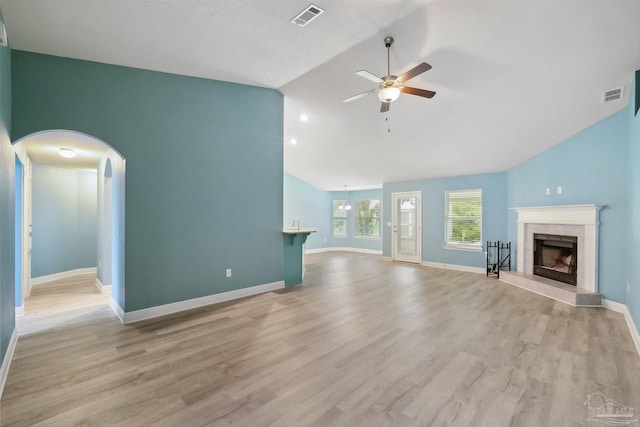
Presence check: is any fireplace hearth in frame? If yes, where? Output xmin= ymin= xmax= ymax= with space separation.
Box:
xmin=533 ymin=233 xmax=577 ymax=285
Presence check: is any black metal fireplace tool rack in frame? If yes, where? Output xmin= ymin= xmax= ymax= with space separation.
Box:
xmin=486 ymin=241 xmax=511 ymax=278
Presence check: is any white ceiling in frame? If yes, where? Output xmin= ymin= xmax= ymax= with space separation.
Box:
xmin=3 ymin=1 xmax=639 ymax=189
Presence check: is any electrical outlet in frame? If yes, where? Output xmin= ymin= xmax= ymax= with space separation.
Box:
xmin=226 ymin=268 xmax=232 ymax=278
xmin=545 ymin=188 xmax=550 ymax=195
xmin=557 ymin=186 xmax=562 ymax=194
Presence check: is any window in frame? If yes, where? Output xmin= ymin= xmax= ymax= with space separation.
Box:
xmin=444 ymin=189 xmax=482 ymax=251
xmin=333 ymin=200 xmax=347 ymax=237
xmin=355 ymin=199 xmax=380 ymax=238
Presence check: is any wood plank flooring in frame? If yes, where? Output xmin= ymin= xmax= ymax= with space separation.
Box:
xmin=1 ymin=252 xmax=639 ymax=426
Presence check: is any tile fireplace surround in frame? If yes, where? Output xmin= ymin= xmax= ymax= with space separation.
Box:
xmin=501 ymin=204 xmax=602 ymax=306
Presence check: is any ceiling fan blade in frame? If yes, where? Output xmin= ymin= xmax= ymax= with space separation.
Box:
xmin=342 ymin=89 xmax=377 ymax=103
xmin=356 ymin=70 xmax=383 ymax=83
xmin=397 ymin=62 xmax=432 ymax=83
xmin=401 ymin=86 xmax=436 ymax=98
xmin=380 ymin=101 xmax=390 ymax=113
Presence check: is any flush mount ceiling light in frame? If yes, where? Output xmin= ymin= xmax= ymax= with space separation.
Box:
xmin=58 ymin=147 xmax=76 ymax=158
xmin=290 ymin=138 xmax=298 ymax=145
xmin=299 ymin=114 xmax=309 ymax=122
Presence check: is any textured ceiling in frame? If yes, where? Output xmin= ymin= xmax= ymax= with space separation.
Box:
xmin=0 ymin=0 xmax=430 ymax=88
xmin=2 ymin=1 xmax=639 ymax=188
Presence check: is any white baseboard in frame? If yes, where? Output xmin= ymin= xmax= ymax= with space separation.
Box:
xmin=115 ymin=280 xmax=285 ymax=324
xmin=602 ymin=298 xmax=625 ymax=313
xmin=421 ymin=261 xmax=485 ymax=275
xmin=15 ymin=306 xmax=24 ymax=317
xmin=95 ymin=278 xmax=112 ymax=294
xmin=305 ymin=247 xmax=383 ymax=255
xmin=616 ymin=302 xmax=640 ymax=358
xmin=0 ymin=328 xmax=18 ymax=400
xmin=110 ymin=298 xmax=125 ymax=323
xmin=574 ymin=298 xmax=639 ymax=358
xmin=31 ymin=267 xmax=97 ymax=286
xmin=604 ymin=300 xmax=640 ymax=358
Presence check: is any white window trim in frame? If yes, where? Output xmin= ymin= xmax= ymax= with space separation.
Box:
xmin=443 ymin=242 xmax=483 ymax=252
xmin=444 ymin=189 xmax=482 ymax=252
xmin=355 ymin=236 xmax=381 ymax=241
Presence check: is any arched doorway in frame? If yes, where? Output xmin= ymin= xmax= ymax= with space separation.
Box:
xmin=12 ymin=130 xmax=125 ymax=329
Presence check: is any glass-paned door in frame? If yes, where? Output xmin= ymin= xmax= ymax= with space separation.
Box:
xmin=392 ymin=192 xmax=421 ymax=263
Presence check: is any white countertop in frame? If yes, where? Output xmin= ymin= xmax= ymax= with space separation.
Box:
xmin=282 ymin=228 xmax=317 ymax=234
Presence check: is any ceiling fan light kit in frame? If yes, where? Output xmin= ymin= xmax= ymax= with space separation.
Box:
xmin=343 ymin=36 xmax=436 ymax=113
xmin=378 ymin=86 xmax=400 ymax=103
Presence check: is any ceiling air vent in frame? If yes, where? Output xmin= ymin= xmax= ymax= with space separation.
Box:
xmin=602 ymin=87 xmax=623 ymax=103
xmin=291 ymin=4 xmax=324 ymax=27
xmin=0 ymin=22 xmax=7 ymax=47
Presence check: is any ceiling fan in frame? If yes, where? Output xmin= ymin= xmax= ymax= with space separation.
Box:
xmin=342 ymin=36 xmax=436 ymax=113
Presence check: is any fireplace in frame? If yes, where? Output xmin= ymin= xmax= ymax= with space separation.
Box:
xmin=502 ymin=205 xmax=602 ymax=306
xmin=533 ymin=233 xmax=577 ymax=285
xmin=513 ymin=204 xmax=601 ymax=293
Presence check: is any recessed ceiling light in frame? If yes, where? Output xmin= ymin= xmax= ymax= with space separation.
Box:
xmin=290 ymin=138 xmax=298 ymax=145
xmin=300 ymin=114 xmax=309 ymax=122
xmin=58 ymin=147 xmax=76 ymax=158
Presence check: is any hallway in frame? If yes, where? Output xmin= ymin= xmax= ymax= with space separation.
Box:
xmin=16 ymin=274 xmax=111 ymax=336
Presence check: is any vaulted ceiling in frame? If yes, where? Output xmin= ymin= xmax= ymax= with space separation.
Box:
xmin=3 ymin=0 xmax=639 ymax=189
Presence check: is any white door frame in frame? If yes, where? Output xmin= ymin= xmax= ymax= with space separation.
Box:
xmin=391 ymin=191 xmax=422 ymax=263
xmin=14 ymin=151 xmax=32 ymax=307
xmin=23 ymin=157 xmax=32 ymax=299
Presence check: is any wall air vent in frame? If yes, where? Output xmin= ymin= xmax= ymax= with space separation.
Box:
xmin=0 ymin=22 xmax=7 ymax=47
xmin=602 ymin=87 xmax=623 ymax=103
xmin=291 ymin=4 xmax=324 ymax=27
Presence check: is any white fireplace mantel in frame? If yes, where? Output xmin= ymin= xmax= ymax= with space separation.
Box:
xmin=511 ymin=204 xmax=603 ymax=293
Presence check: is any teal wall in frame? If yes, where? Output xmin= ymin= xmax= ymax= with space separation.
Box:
xmin=507 ymin=109 xmax=629 ymax=303
xmin=31 ymin=164 xmax=97 ymax=278
xmin=383 ymin=172 xmax=508 ymax=268
xmin=283 ymin=173 xmax=331 ymax=250
xmin=0 ymin=10 xmax=13 ymax=376
xmin=329 ymin=188 xmax=383 ymax=252
xmin=627 ymin=75 xmax=640 ymax=330
xmin=12 ymin=51 xmax=284 ymax=312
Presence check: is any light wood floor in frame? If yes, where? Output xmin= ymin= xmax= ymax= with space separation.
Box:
xmin=1 ymin=252 xmax=639 ymax=426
